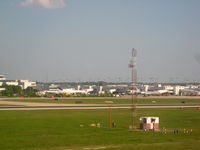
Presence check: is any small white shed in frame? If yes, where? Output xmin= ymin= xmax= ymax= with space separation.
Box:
xmin=140 ymin=117 xmax=159 ymax=130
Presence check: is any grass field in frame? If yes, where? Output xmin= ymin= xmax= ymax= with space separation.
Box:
xmin=0 ymin=108 xmax=200 ymax=150
xmin=3 ymin=98 xmax=200 ymax=104
xmin=0 ymin=104 xmax=15 ymax=106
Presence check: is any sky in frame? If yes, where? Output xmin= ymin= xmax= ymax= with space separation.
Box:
xmin=0 ymin=0 xmax=200 ymax=83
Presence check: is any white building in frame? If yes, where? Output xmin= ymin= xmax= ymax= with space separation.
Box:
xmin=5 ymin=80 xmax=19 ymax=86
xmin=163 ymin=85 xmax=174 ymax=91
xmin=188 ymin=85 xmax=199 ymax=89
xmin=144 ymin=85 xmax=149 ymax=92
xmin=1 ymin=80 xmax=36 ymax=89
xmin=174 ymin=86 xmax=186 ymax=95
xmin=0 ymin=75 xmax=36 ymax=89
xmin=19 ymin=80 xmax=36 ymax=89
xmin=0 ymin=75 xmax=6 ymax=86
xmin=99 ymin=86 xmax=104 ymax=94
xmin=0 ymin=75 xmax=6 ymax=81
xmin=181 ymin=89 xmax=200 ymax=96
xmin=0 ymin=88 xmax=5 ymax=92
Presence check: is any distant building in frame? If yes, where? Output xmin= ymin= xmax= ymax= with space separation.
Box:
xmin=0 ymin=88 xmax=5 ymax=92
xmin=174 ymin=86 xmax=185 ymax=95
xmin=18 ymin=80 xmax=36 ymax=89
xmin=181 ymin=88 xmax=200 ymax=96
xmin=144 ymin=85 xmax=149 ymax=92
xmin=0 ymin=75 xmax=6 ymax=81
xmin=0 ymin=75 xmax=36 ymax=89
xmin=2 ymin=80 xmax=36 ymax=89
xmin=163 ymin=85 xmax=174 ymax=91
xmin=0 ymin=75 xmax=6 ymax=86
xmin=2 ymin=80 xmax=19 ymax=86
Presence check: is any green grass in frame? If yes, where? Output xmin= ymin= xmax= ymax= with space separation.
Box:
xmin=0 ymin=108 xmax=200 ymax=150
xmin=4 ymin=98 xmax=200 ymax=104
xmin=0 ymin=105 xmax=15 ymax=106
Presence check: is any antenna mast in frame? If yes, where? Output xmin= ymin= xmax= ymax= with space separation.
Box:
xmin=129 ymin=48 xmax=137 ymax=129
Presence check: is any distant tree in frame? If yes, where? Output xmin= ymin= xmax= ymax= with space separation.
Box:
xmin=0 ymin=85 xmax=39 ymax=97
xmin=98 ymin=81 xmax=107 ymax=86
xmin=23 ymin=87 xmax=38 ymax=97
xmin=1 ymin=85 xmax=22 ymax=97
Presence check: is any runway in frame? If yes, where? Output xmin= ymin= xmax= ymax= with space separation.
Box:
xmin=0 ymin=103 xmax=200 ymax=110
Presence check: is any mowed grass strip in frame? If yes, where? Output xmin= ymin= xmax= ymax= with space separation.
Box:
xmin=0 ymin=108 xmax=199 ymax=150
xmin=3 ymin=98 xmax=200 ymax=104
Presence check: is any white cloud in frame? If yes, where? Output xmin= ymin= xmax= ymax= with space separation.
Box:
xmin=21 ymin=0 xmax=65 ymax=9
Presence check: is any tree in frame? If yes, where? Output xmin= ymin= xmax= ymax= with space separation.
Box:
xmin=23 ymin=87 xmax=38 ymax=97
xmin=1 ymin=85 xmax=22 ymax=97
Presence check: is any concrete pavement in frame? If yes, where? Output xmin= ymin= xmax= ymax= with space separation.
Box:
xmin=0 ymin=100 xmax=199 ymax=110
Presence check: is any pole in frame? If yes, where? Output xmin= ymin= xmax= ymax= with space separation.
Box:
xmin=131 ymin=66 xmax=134 ymax=129
xmin=109 ymin=106 xmax=112 ymax=128
xmin=129 ymin=48 xmax=137 ymax=130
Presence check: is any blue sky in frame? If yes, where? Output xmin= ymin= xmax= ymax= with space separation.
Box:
xmin=0 ymin=0 xmax=200 ymax=82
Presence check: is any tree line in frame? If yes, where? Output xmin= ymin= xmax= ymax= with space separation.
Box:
xmin=0 ymin=85 xmax=38 ymax=97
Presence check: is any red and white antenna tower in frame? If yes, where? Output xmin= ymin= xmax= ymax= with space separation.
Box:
xmin=129 ymin=48 xmax=137 ymax=129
